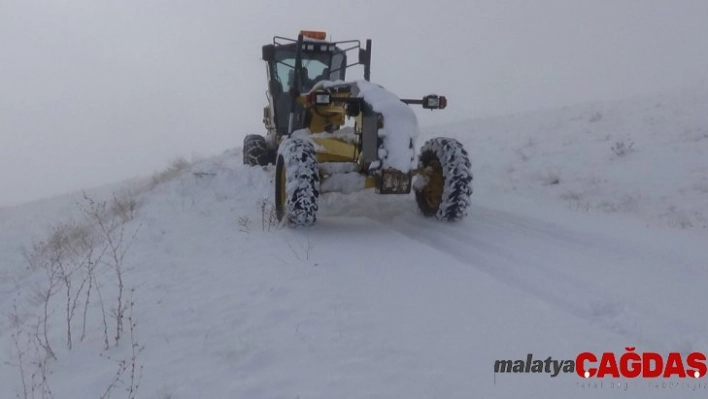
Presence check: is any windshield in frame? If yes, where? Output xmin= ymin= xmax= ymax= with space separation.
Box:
xmin=274 ymin=50 xmax=345 ymax=92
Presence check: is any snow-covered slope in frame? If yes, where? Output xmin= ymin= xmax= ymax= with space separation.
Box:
xmin=435 ymin=86 xmax=708 ymax=231
xmin=1 ymin=88 xmax=707 ymax=398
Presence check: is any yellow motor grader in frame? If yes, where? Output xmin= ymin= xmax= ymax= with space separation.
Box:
xmin=244 ymin=30 xmax=472 ymax=227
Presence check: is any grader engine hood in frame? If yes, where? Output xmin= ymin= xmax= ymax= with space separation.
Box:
xmin=298 ymin=80 xmax=420 ymax=194
xmin=304 ymin=80 xmax=420 ymax=173
xmin=351 ymin=80 xmax=419 ymax=173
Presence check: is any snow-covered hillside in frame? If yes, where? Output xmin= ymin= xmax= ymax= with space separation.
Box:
xmin=1 ymin=88 xmax=707 ymax=398
xmin=442 ymin=86 xmax=708 ymax=231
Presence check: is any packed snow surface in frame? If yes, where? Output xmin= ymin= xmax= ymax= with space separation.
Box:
xmin=1 ymin=87 xmax=707 ymax=398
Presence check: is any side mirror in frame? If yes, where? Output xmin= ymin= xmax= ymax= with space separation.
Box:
xmin=262 ymin=45 xmax=275 ymax=62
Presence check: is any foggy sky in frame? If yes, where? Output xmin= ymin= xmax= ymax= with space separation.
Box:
xmin=2 ymin=0 xmax=708 ymax=207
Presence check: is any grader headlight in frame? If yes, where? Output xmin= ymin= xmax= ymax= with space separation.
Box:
xmin=315 ymin=93 xmax=331 ymax=105
xmin=307 ymin=91 xmax=331 ymax=106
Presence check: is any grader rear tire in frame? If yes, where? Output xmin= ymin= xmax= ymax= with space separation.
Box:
xmin=243 ymin=134 xmax=275 ymax=166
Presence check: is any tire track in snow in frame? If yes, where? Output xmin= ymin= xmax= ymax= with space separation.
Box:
xmin=377 ymin=206 xmax=706 ymax=350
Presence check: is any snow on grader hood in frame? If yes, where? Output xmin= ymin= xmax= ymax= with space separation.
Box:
xmin=243 ymin=30 xmax=472 ymax=227
xmin=353 ymin=80 xmax=419 ymax=172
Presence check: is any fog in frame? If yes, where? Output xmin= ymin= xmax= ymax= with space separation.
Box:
xmin=2 ymin=0 xmax=708 ymax=207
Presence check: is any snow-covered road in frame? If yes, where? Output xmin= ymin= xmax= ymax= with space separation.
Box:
xmin=1 ymin=155 xmax=698 ymax=398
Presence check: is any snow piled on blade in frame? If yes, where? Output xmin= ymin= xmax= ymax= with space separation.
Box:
xmin=355 ymin=80 xmax=419 ymax=172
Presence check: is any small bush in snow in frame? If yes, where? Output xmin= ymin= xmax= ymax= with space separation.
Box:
xmin=149 ymin=157 xmax=191 ymax=188
xmin=258 ymin=199 xmax=280 ymax=232
xmin=589 ymin=111 xmax=603 ymax=123
xmin=514 ymin=138 xmax=536 ymax=162
xmin=660 ymin=206 xmax=694 ymax=229
xmin=11 ymin=193 xmax=142 ymax=398
xmin=515 ymin=148 xmax=529 ymax=162
xmin=99 ymin=290 xmax=143 ymax=399
xmin=286 ymin=235 xmax=315 ymax=261
xmin=610 ymin=140 xmax=635 ymax=157
xmin=560 ymin=191 xmax=590 ymax=211
xmin=237 ymin=216 xmax=251 ymax=233
xmin=109 ymin=194 xmax=138 ymax=223
xmin=541 ymin=170 xmax=561 ymax=186
xmin=597 ymin=194 xmax=640 ymax=213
